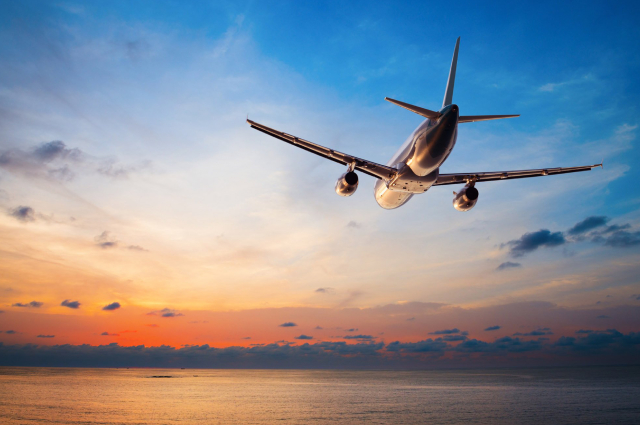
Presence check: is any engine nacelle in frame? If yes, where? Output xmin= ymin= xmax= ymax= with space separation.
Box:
xmin=335 ymin=171 xmax=359 ymax=197
xmin=453 ymin=184 xmax=479 ymax=211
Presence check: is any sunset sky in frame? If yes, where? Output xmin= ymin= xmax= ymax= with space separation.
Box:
xmin=1 ymin=1 xmax=639 ymax=368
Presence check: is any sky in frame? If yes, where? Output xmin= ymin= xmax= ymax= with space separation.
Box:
xmin=0 ymin=0 xmax=639 ymax=368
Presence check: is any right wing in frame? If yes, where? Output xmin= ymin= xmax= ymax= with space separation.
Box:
xmin=459 ymin=115 xmax=520 ymax=123
xmin=434 ymin=163 xmax=602 ymax=186
xmin=247 ymin=119 xmax=397 ymax=180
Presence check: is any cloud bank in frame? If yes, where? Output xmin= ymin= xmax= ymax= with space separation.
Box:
xmin=2 ymin=328 xmax=637 ymax=369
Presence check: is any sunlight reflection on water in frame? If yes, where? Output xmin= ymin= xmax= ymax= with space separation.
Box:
xmin=0 ymin=367 xmax=639 ymax=424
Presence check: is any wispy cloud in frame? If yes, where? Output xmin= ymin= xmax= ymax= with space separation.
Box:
xmin=0 ymin=140 xmax=146 ymax=182
xmin=147 ymin=308 xmax=184 ymax=318
xmin=538 ymin=74 xmax=594 ymax=92
xmin=343 ymin=335 xmax=374 ymax=340
xmin=568 ymin=216 xmax=609 ymax=235
xmin=8 ymin=206 xmax=36 ymax=222
xmin=12 ymin=301 xmax=43 ymax=308
xmin=429 ymin=328 xmax=460 ymax=335
xmin=61 ymin=300 xmax=81 ymax=309
xmin=503 ymin=230 xmax=565 ymax=258
xmin=315 ymin=288 xmax=333 ymax=294
xmin=500 ymin=215 xmax=640 ymax=259
xmin=95 ymin=231 xmax=118 ymax=249
xmin=496 ymin=262 xmax=521 ymax=271
xmin=102 ymin=302 xmax=121 ymax=311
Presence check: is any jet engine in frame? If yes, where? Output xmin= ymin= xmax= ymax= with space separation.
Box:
xmin=453 ymin=183 xmax=478 ymax=211
xmin=335 ymin=171 xmax=359 ymax=197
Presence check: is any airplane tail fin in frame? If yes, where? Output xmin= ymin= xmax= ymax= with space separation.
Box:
xmin=442 ymin=37 xmax=460 ymax=108
xmin=384 ymin=97 xmax=441 ymax=119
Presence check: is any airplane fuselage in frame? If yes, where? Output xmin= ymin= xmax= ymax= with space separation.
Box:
xmin=374 ymin=104 xmax=459 ymax=209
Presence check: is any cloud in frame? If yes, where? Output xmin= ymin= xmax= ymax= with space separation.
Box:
xmin=599 ymin=229 xmax=640 ymax=248
xmin=343 ymin=335 xmax=374 ymax=340
xmin=279 ymin=322 xmax=297 ymax=327
xmin=147 ymin=308 xmax=184 ymax=318
xmin=101 ymin=332 xmax=119 ymax=336
xmin=386 ymin=339 xmax=448 ymax=353
xmin=294 ymin=335 xmax=313 ymax=340
xmin=455 ymin=336 xmax=543 ymax=353
xmin=576 ymin=330 xmax=594 ymax=334
xmin=315 ymin=288 xmax=333 ymax=294
xmin=0 ymin=329 xmax=639 ymax=368
xmin=346 ymin=328 xmax=358 ymax=332
xmin=33 ymin=141 xmax=81 ymax=162
xmin=12 ymin=301 xmax=43 ymax=308
xmin=429 ymin=328 xmax=460 ymax=335
xmin=496 ymin=262 xmax=521 ymax=271
xmin=441 ymin=334 xmax=468 ymax=342
xmin=8 ymin=206 xmax=36 ymax=222
xmin=37 ymin=335 xmax=55 ymax=338
xmin=346 ymin=221 xmax=361 ymax=229
xmin=513 ymin=327 xmax=553 ymax=336
xmin=102 ymin=302 xmax=121 ymax=311
xmin=0 ymin=140 xmax=144 ymax=181
xmin=5 ymin=330 xmax=17 ymax=334
xmin=568 ymin=216 xmax=609 ymax=235
xmin=554 ymin=329 xmax=640 ymax=353
xmin=502 ymin=217 xmax=640 ymax=261
xmin=0 ymin=141 xmax=81 ymax=181
xmin=315 ymin=326 xmax=323 ymax=330
xmin=127 ymin=245 xmax=148 ymax=251
xmin=597 ymin=315 xmax=610 ymax=319
xmin=61 ymin=299 xmax=81 ymax=309
xmin=484 ymin=326 xmax=501 ymax=331
xmin=406 ymin=317 xmax=415 ymax=321
xmin=146 ymin=324 xmax=159 ymax=328
xmin=504 ymin=229 xmax=566 ymax=257
xmin=95 ymin=231 xmax=118 ymax=249
xmin=538 ymin=74 xmax=594 ymax=92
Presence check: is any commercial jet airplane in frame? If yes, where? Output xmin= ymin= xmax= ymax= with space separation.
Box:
xmin=247 ymin=38 xmax=601 ymax=210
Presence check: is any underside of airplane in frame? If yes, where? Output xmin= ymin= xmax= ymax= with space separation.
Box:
xmin=247 ymin=37 xmax=601 ymax=210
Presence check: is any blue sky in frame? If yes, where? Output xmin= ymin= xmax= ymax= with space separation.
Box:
xmin=0 ymin=0 xmax=639 ymax=367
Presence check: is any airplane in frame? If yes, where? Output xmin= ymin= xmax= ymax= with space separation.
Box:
xmin=247 ymin=37 xmax=601 ymax=210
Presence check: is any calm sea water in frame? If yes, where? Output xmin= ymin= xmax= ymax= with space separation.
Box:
xmin=0 ymin=366 xmax=639 ymax=424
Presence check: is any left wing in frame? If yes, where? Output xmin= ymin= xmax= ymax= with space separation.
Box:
xmin=247 ymin=119 xmax=397 ymax=180
xmin=434 ymin=163 xmax=602 ymax=186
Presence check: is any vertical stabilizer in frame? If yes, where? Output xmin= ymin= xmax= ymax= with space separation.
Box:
xmin=442 ymin=37 xmax=460 ymax=108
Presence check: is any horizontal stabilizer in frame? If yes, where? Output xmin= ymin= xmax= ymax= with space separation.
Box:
xmin=385 ymin=97 xmax=441 ymax=120
xmin=459 ymin=114 xmax=519 ymax=123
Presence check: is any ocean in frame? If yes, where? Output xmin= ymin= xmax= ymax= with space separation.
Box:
xmin=0 ymin=366 xmax=638 ymax=424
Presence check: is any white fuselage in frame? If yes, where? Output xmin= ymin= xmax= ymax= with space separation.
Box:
xmin=374 ymin=104 xmax=459 ymax=209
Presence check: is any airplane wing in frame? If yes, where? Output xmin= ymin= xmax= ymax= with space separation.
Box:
xmin=247 ymin=119 xmax=397 ymax=180
xmin=433 ymin=163 xmax=602 ymax=186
